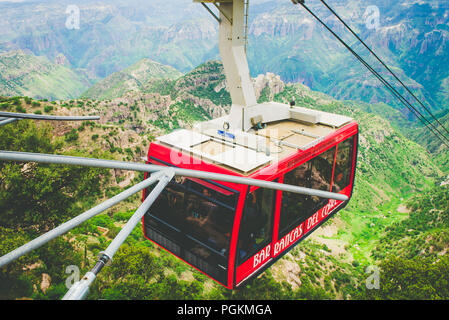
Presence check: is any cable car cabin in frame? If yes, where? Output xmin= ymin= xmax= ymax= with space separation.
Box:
xmin=142 ymin=106 xmax=358 ymax=289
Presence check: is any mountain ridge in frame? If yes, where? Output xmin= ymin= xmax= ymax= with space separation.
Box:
xmin=81 ymin=58 xmax=183 ymax=100
xmin=0 ymin=50 xmax=91 ymax=100
xmin=1 ymin=0 xmax=448 ymax=113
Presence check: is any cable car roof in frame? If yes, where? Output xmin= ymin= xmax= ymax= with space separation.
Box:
xmin=155 ymin=104 xmax=354 ymax=175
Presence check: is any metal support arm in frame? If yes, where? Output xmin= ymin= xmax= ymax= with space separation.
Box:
xmin=201 ymin=2 xmax=221 ymax=22
xmin=0 ymin=171 xmax=166 ymax=268
xmin=0 ymin=111 xmax=100 ymax=121
xmin=0 ymin=118 xmax=20 ymax=127
xmin=62 ymin=169 xmax=175 ymax=300
xmin=0 ymin=151 xmax=349 ymax=201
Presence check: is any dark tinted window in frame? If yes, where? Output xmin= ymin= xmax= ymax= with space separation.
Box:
xmin=279 ymin=162 xmax=312 ymax=238
xmin=150 ymin=182 xmax=186 ymax=228
xmin=309 ymin=146 xmax=336 ymax=210
xmin=184 ymin=185 xmax=234 ymax=256
xmin=332 ymin=136 xmax=355 ymax=193
xmin=238 ymin=187 xmax=275 ymax=265
xmin=189 ymin=178 xmax=236 ymax=208
xmin=278 ymin=147 xmax=336 ymax=238
xmin=146 ymin=177 xmax=236 ymax=257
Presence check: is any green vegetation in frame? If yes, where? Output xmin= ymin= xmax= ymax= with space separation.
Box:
xmin=0 ymin=119 xmax=109 ymax=231
xmin=82 ymin=59 xmax=183 ymax=100
xmin=64 ymin=129 xmax=79 ymax=142
xmin=0 ymin=116 xmax=112 ymax=299
xmin=373 ymin=186 xmax=449 ymax=261
xmin=148 ymin=100 xmax=211 ymax=133
xmin=350 ymin=185 xmax=449 ymax=300
xmin=189 ymin=83 xmax=231 ymax=107
xmin=44 ymin=105 xmax=53 ymax=113
xmin=0 ymin=51 xmax=89 ymax=101
xmin=358 ymin=256 xmax=449 ymax=300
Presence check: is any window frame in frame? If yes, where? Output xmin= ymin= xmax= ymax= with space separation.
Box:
xmin=332 ymin=135 xmax=356 ymax=193
xmin=278 ymin=161 xmax=313 ymax=239
xmin=236 ymin=183 xmax=277 ymax=267
xmin=144 ymin=156 xmax=240 ymax=259
xmin=277 ymin=145 xmax=337 ymax=240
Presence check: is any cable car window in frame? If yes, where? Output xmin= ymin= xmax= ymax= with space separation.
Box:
xmin=184 ymin=183 xmax=234 ymax=256
xmin=332 ymin=136 xmax=355 ymax=193
xmin=278 ymin=162 xmax=312 ymax=239
xmin=145 ymin=177 xmax=236 ymax=258
xmin=146 ymin=181 xmax=186 ymax=232
xmin=188 ymin=177 xmax=237 ymax=209
xmin=278 ymin=147 xmax=336 ymax=238
xmin=309 ymin=146 xmax=336 ymax=210
xmin=237 ymin=187 xmax=275 ymax=265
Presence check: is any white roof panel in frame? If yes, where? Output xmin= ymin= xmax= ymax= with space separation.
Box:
xmin=156 ymin=129 xmax=273 ymax=173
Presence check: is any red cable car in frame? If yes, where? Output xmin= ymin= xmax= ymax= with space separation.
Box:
xmin=142 ymin=112 xmax=358 ymax=289
xmin=142 ymin=0 xmax=358 ymax=289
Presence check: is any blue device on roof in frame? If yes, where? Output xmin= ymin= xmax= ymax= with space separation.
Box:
xmin=217 ymin=130 xmax=236 ymax=140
